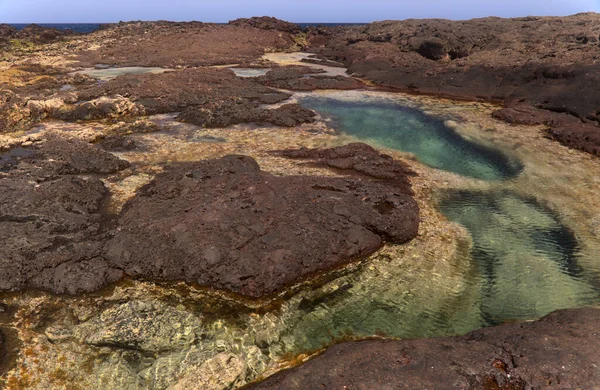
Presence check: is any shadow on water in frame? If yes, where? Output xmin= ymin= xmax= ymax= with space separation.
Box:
xmin=299 ymin=97 xmax=523 ymax=180
xmin=438 ymin=189 xmax=599 ymax=325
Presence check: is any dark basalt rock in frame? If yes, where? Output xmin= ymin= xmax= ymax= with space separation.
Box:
xmin=308 ymin=13 xmax=600 ymax=155
xmin=35 ymin=135 xmax=131 ymax=174
xmin=255 ymin=66 xmax=363 ymax=91
xmin=250 ymin=307 xmax=600 ymax=389
xmin=14 ymin=24 xmax=77 ymax=44
xmin=76 ymin=68 xmax=284 ymax=115
xmin=76 ymin=21 xmax=296 ymax=68
xmin=279 ymin=143 xmax=416 ymax=190
xmin=176 ymin=102 xmax=316 ymax=128
xmin=0 ymin=137 xmax=128 ymax=293
xmin=228 ymin=17 xmax=302 ymax=34
xmin=106 ymin=155 xmax=419 ymax=298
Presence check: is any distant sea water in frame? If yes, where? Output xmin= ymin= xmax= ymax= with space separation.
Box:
xmin=8 ymin=22 xmax=365 ymax=34
xmin=9 ymin=23 xmax=104 ymax=33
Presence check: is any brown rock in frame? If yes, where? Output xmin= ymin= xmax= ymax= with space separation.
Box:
xmin=0 ymin=137 xmax=128 ymax=293
xmin=250 ymin=307 xmax=600 ymax=389
xmin=310 ymin=14 xmax=600 ymax=155
xmin=106 ymin=155 xmax=419 ymax=298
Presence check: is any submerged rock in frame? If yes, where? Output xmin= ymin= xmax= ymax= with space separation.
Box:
xmin=251 ymin=307 xmax=600 ymax=389
xmin=167 ymin=352 xmax=247 ymax=390
xmin=0 ymin=328 xmax=4 ymax=371
xmin=85 ymin=300 xmax=203 ymax=353
xmin=106 ymin=154 xmax=419 ymax=298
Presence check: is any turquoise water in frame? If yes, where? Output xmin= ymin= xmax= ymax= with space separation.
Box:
xmin=276 ymin=95 xmax=599 ymax=354
xmin=299 ymin=97 xmax=523 ymax=180
xmin=438 ymin=190 xmax=598 ymax=323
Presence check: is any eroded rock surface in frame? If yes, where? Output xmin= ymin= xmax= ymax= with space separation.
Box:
xmin=176 ymin=102 xmax=316 ymax=128
xmin=84 ymin=301 xmax=203 ymax=353
xmin=0 ymin=136 xmax=128 ymax=293
xmin=309 ymin=14 xmax=600 ymax=155
xmin=251 ymin=307 xmax=600 ymax=389
xmin=106 ymin=154 xmax=419 ymax=298
xmin=77 ymin=21 xmax=298 ymax=67
xmin=168 ymin=352 xmax=247 ymax=390
xmin=279 ymin=143 xmax=416 ymax=190
xmin=256 ymin=66 xmax=363 ymax=91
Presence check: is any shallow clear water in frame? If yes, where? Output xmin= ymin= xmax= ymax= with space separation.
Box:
xmin=438 ymin=190 xmax=599 ymax=324
xmin=72 ymin=66 xmax=170 ymax=81
xmin=229 ymin=68 xmax=270 ymax=78
xmin=300 ymin=96 xmax=523 ymax=180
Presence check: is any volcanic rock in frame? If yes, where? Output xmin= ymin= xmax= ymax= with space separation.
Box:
xmin=77 ymin=21 xmax=298 ymax=68
xmin=309 ymin=13 xmax=600 ymax=155
xmin=229 ymin=17 xmax=302 ymax=34
xmin=256 ymin=66 xmax=363 ymax=91
xmin=251 ymin=307 xmax=600 ymax=389
xmin=106 ymin=154 xmax=419 ymax=298
xmin=0 ymin=137 xmax=128 ymax=293
xmin=176 ymin=102 xmax=316 ymax=128
xmin=279 ymin=143 xmax=415 ymax=190
xmin=76 ymin=68 xmax=282 ymax=115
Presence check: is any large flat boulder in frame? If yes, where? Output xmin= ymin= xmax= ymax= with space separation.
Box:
xmin=106 ymin=154 xmax=419 ymax=298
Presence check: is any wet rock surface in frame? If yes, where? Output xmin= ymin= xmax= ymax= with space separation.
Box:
xmin=106 ymin=154 xmax=419 ymax=298
xmin=251 ymin=307 xmax=600 ymax=389
xmin=84 ymin=301 xmax=203 ymax=353
xmin=176 ymin=102 xmax=316 ymax=128
xmin=0 ymin=328 xmax=4 ymax=371
xmin=0 ymin=136 xmax=128 ymax=293
xmin=310 ymin=13 xmax=600 ymax=155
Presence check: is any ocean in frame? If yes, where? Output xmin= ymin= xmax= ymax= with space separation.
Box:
xmin=8 ymin=22 xmax=365 ymax=34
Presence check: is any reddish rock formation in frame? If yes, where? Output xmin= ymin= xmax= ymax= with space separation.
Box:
xmin=77 ymin=21 xmax=298 ymax=67
xmin=250 ymin=307 xmax=600 ymax=389
xmin=308 ymin=13 xmax=600 ymax=155
xmin=0 ymin=137 xmax=128 ymax=294
xmin=106 ymin=153 xmax=419 ymax=298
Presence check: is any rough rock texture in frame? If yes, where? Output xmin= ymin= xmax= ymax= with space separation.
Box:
xmin=0 ymin=327 xmax=4 ymax=370
xmin=0 ymin=136 xmax=128 ymax=293
xmin=0 ymin=23 xmax=75 ymax=46
xmin=106 ymin=154 xmax=419 ymax=298
xmin=13 ymin=24 xmax=77 ymax=44
xmin=176 ymin=102 xmax=316 ymax=128
xmin=279 ymin=143 xmax=416 ymax=190
xmin=310 ymin=13 xmax=600 ymax=155
xmin=84 ymin=301 xmax=204 ymax=353
xmin=168 ymin=352 xmax=247 ymax=390
xmin=251 ymin=307 xmax=600 ymax=389
xmin=256 ymin=66 xmax=363 ymax=91
xmin=76 ymin=68 xmax=283 ymax=115
xmin=229 ymin=17 xmax=302 ymax=34
xmin=77 ymin=21 xmax=298 ymax=67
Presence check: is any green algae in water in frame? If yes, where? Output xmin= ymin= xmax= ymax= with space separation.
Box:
xmin=299 ymin=97 xmax=523 ymax=180
xmin=438 ymin=190 xmax=599 ymax=323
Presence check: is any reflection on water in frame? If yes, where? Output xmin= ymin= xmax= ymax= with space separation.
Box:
xmin=438 ymin=190 xmax=599 ymax=323
xmin=299 ymin=97 xmax=523 ymax=180
xmin=72 ymin=66 xmax=170 ymax=81
xmin=229 ymin=68 xmax=270 ymax=78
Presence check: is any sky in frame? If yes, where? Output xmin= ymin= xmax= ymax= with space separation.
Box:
xmin=1 ymin=0 xmax=599 ymax=23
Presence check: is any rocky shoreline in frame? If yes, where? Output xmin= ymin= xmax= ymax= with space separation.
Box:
xmin=249 ymin=307 xmax=600 ymax=389
xmin=0 ymin=15 xmax=599 ymax=390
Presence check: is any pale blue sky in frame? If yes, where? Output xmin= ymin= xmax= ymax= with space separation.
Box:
xmin=1 ymin=0 xmax=599 ymax=23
